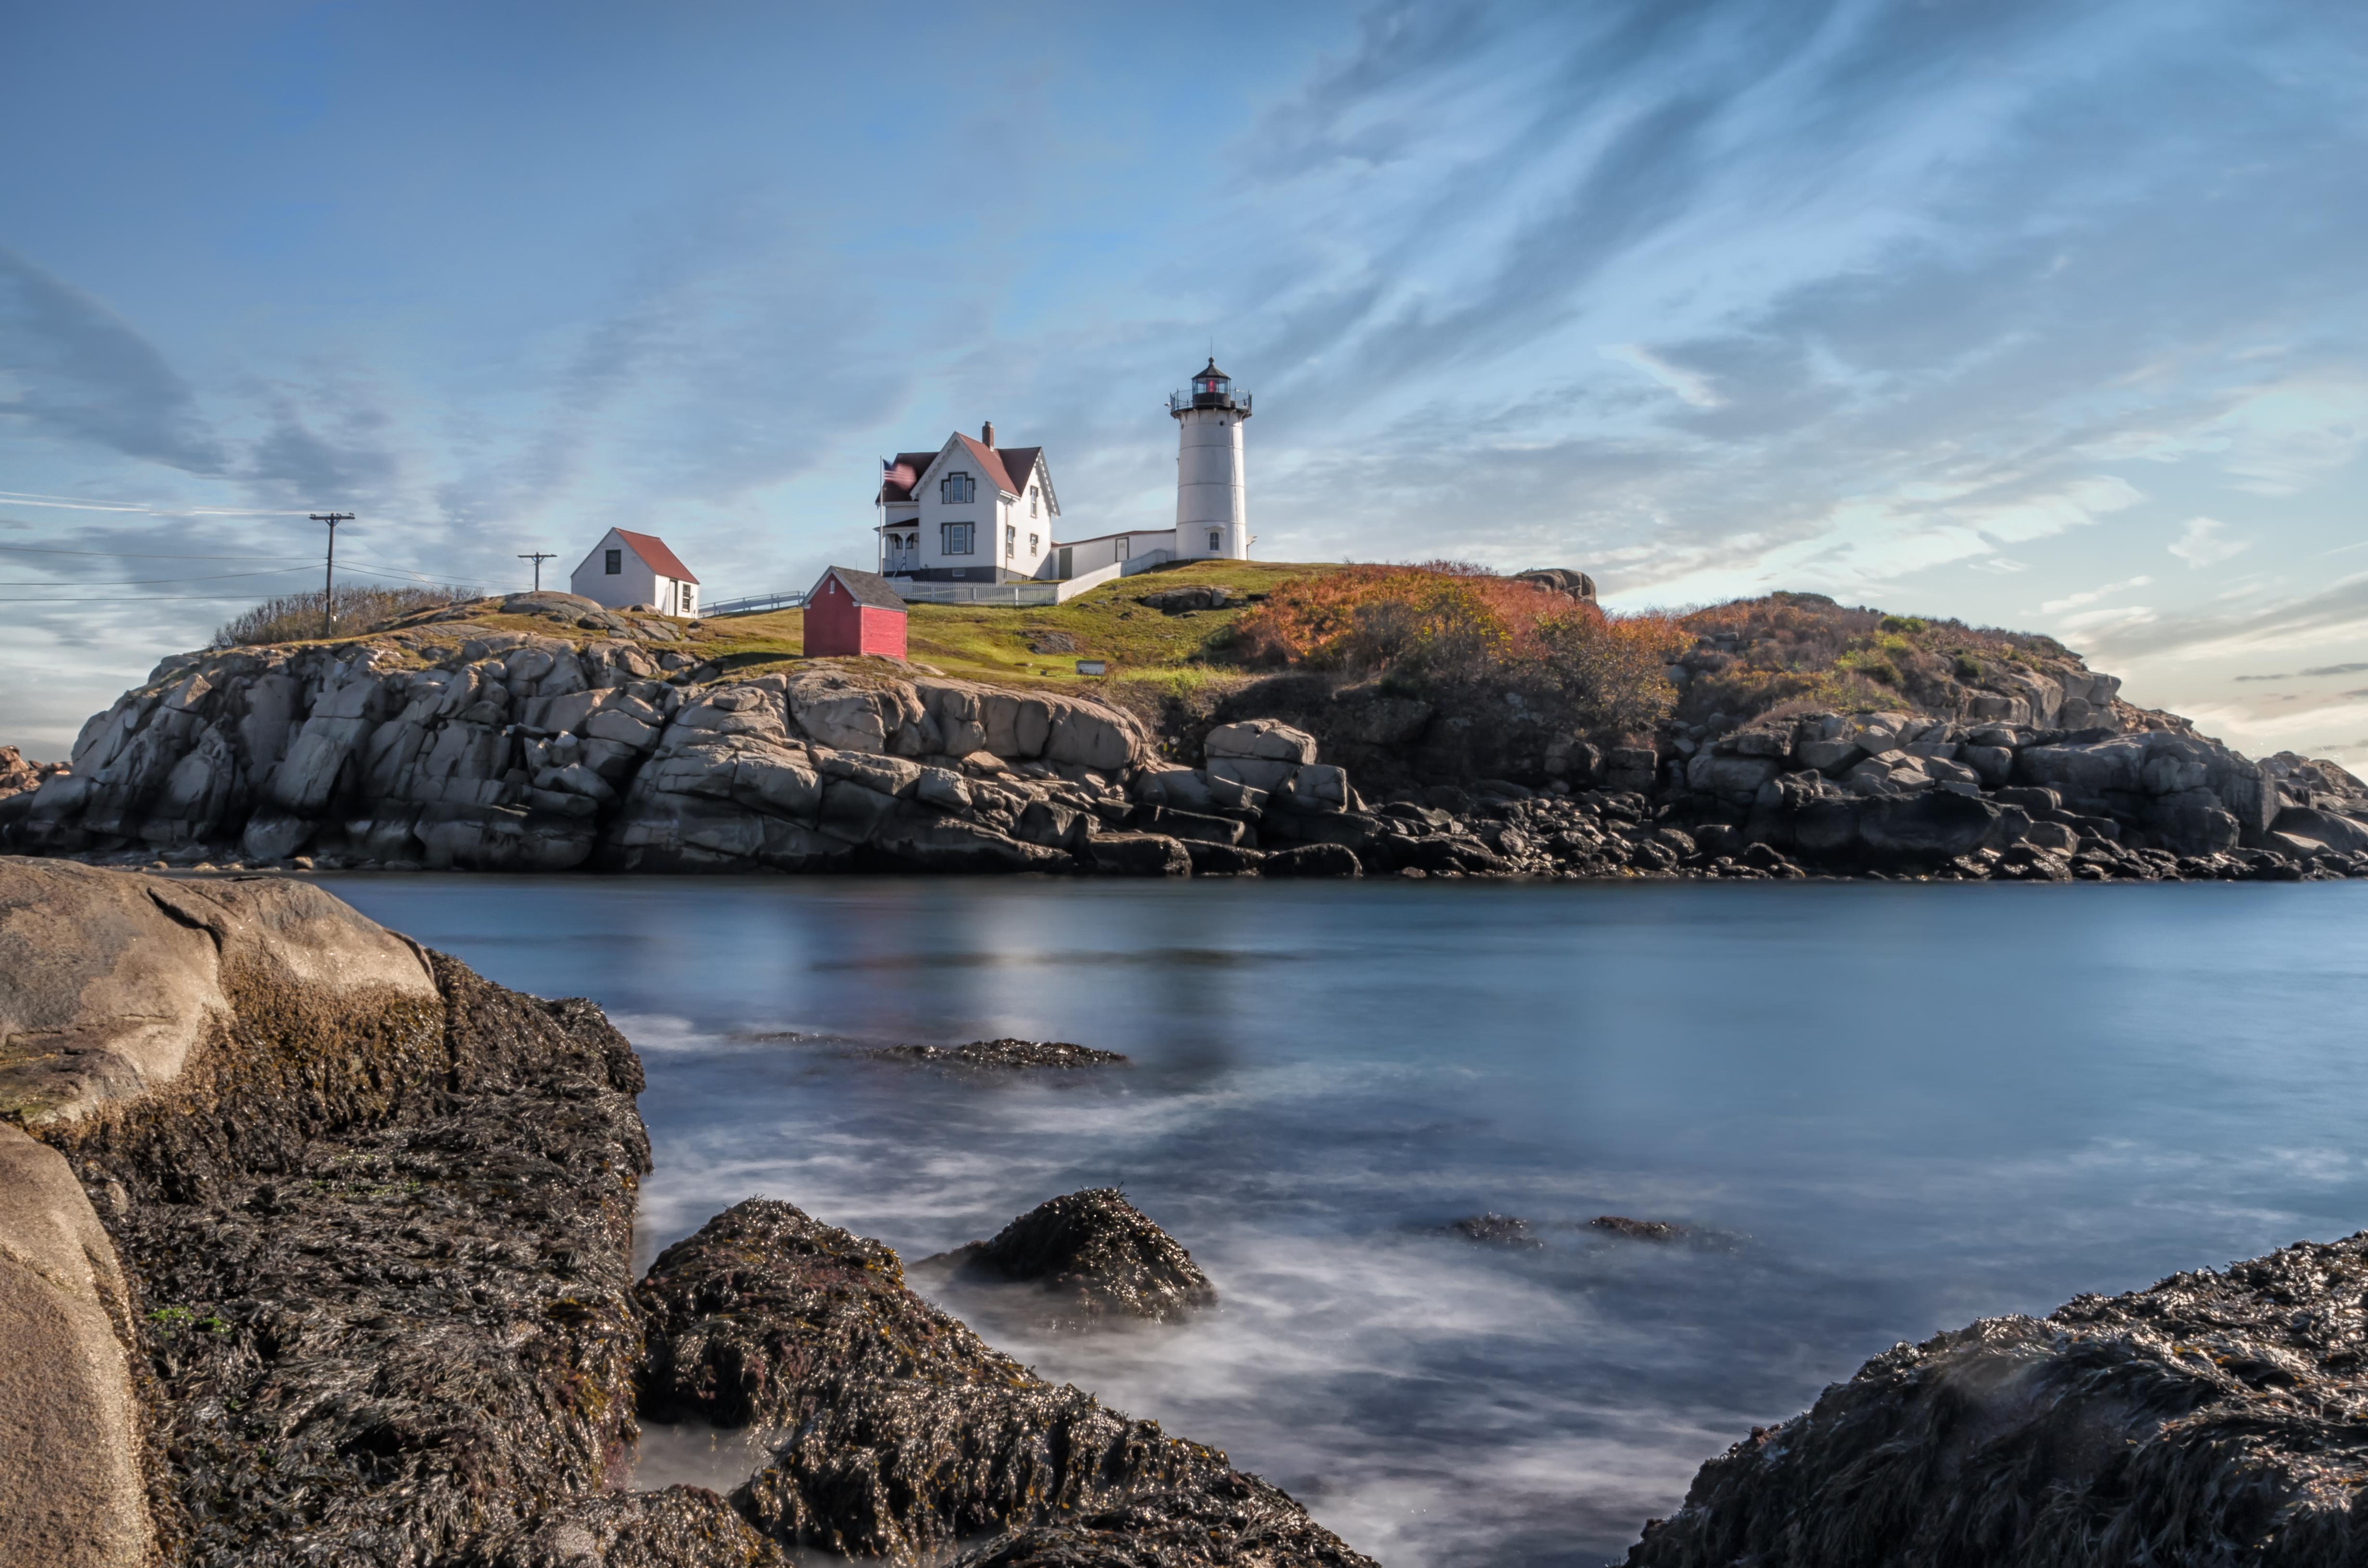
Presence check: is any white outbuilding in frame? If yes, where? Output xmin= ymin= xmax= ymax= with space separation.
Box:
xmin=570 ymin=528 xmax=701 ymax=616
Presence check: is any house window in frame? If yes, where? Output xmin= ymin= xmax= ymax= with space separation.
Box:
xmin=1029 ymin=486 xmax=1039 ymax=518
xmin=1005 ymin=524 xmax=1016 ymax=558
xmin=604 ymin=548 xmax=621 ymax=575
xmin=941 ymin=471 xmax=974 ymax=504
xmin=1028 ymin=533 xmax=1039 ymax=554
xmin=681 ymin=584 xmax=694 ymax=612
xmin=1209 ymin=530 xmax=1222 ymax=551
xmin=942 ymin=521 xmax=974 ymax=555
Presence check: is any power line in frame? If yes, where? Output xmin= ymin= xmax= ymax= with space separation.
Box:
xmin=0 ymin=542 xmax=320 ymax=562
xmin=0 ymin=491 xmax=322 ymax=517
xmin=0 ymin=593 xmax=330 ymax=604
xmin=518 ymin=551 xmax=557 ymax=591
xmin=0 ymin=568 xmax=321 ymax=587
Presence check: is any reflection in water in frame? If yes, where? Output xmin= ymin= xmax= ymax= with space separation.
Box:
xmin=323 ymin=875 xmax=2368 ymax=1567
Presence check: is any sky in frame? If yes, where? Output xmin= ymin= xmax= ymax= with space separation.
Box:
xmin=2 ymin=0 xmax=2365 ymax=763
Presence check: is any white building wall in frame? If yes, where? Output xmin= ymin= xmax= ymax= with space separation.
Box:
xmin=1174 ymin=409 xmax=1248 ymax=561
xmin=1052 ymin=528 xmax=1178 ymax=575
xmin=571 ymin=529 xmax=658 ymax=610
xmin=1004 ymin=454 xmax=1054 ymax=579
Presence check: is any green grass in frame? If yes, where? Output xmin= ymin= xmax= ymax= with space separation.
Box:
xmin=697 ymin=559 xmax=1340 ymax=690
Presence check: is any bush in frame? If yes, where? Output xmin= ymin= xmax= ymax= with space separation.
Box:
xmin=1227 ymin=564 xmax=1685 ymax=740
xmin=1528 ymin=609 xmax=1690 ymax=736
xmin=213 ymin=585 xmax=476 ymax=648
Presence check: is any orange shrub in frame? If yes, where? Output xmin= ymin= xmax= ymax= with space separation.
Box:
xmin=1229 ymin=565 xmax=1684 ymax=739
xmin=1529 ymin=608 xmax=1690 ymax=737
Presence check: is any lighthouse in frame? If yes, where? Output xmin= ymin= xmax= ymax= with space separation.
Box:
xmin=1169 ymin=358 xmax=1251 ymax=561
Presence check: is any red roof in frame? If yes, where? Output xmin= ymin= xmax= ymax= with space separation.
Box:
xmin=611 ymin=528 xmax=699 ymax=585
xmin=878 ymin=435 xmax=1045 ymax=505
xmin=950 ymin=432 xmax=1019 ymax=495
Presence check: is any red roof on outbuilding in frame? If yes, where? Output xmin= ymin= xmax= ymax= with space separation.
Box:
xmin=612 ymin=529 xmax=700 ymax=584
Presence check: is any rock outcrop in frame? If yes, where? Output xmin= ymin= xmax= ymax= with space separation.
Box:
xmin=869 ymin=1039 xmax=1128 ymax=1070
xmin=0 ymin=1122 xmax=151 ymax=1568
xmin=639 ymin=1199 xmax=1360 ymax=1566
xmin=1513 ymin=567 xmax=1598 ymax=604
xmin=1625 ymin=1233 xmax=2368 ymax=1567
xmin=926 ymin=1188 xmax=1218 ymax=1325
xmin=0 ymin=743 xmax=68 ymax=804
xmin=1124 ymin=706 xmax=2368 ymax=883
xmin=0 ymin=858 xmax=439 ymax=1128
xmin=0 ymin=625 xmax=1152 ymax=876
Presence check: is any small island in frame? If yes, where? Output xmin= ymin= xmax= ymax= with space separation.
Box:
xmin=3 ymin=566 xmax=2362 ymax=883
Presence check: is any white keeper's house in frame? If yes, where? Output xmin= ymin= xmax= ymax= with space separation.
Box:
xmin=876 ymin=358 xmax=1254 ymax=584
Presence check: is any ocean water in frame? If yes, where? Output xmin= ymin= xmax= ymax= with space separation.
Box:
xmin=322 ymin=874 xmax=2368 ymax=1567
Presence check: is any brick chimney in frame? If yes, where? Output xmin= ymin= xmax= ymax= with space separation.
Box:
xmin=981 ymin=421 xmax=995 ymax=447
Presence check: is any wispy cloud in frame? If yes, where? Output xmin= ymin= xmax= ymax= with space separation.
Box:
xmin=0 ymin=248 xmax=225 ymax=473
xmin=1600 ymin=344 xmax=1722 ymax=408
xmin=2169 ymin=516 xmax=2250 ymax=569
xmin=2042 ymin=575 xmax=2152 ymax=615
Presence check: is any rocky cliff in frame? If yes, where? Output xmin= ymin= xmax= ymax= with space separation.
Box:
xmin=0 ymin=859 xmax=1373 ymax=1565
xmin=5 ymin=589 xmax=2365 ymax=882
xmin=0 ymin=594 xmax=1153 ymax=875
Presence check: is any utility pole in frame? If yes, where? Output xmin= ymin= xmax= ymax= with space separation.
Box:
xmin=518 ymin=551 xmax=556 ymax=592
xmin=309 ymin=513 xmax=354 ymax=638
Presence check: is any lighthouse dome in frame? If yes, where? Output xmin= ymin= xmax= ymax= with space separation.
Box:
xmin=1174 ymin=357 xmax=1250 ymax=415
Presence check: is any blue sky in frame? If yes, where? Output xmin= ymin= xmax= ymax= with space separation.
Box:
xmin=3 ymin=0 xmax=2365 ymax=763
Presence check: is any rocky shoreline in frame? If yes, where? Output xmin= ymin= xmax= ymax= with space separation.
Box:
xmin=0 ymin=858 xmax=1371 ymax=1568
xmin=3 ymin=589 xmax=2365 ymax=883
xmin=6 ymin=858 xmax=2367 ymax=1565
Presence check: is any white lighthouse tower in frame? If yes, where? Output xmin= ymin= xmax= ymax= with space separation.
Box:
xmin=1169 ymin=357 xmax=1251 ymax=561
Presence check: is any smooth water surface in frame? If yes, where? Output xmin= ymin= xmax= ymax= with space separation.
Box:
xmin=323 ymin=875 xmax=2368 ymax=1566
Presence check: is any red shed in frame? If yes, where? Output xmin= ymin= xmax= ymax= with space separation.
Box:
xmin=803 ymin=565 xmax=909 ymax=659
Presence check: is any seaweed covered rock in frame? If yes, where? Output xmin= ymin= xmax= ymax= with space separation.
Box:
xmin=1446 ymin=1213 xmax=1542 ymax=1248
xmin=0 ymin=861 xmax=777 ymax=1567
xmin=933 ymin=1188 xmax=1218 ymax=1324
xmin=93 ymin=955 xmax=659 ymax=1565
xmin=1624 ymin=1233 xmax=2368 ymax=1567
xmin=637 ymin=1199 xmax=1362 ymax=1566
xmin=869 ymin=1039 xmax=1128 ymax=1070
xmin=474 ymin=1489 xmax=785 ymax=1568
xmin=1591 ymin=1216 xmax=1682 ymax=1243
xmin=955 ymin=1477 xmax=1381 ymax=1568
